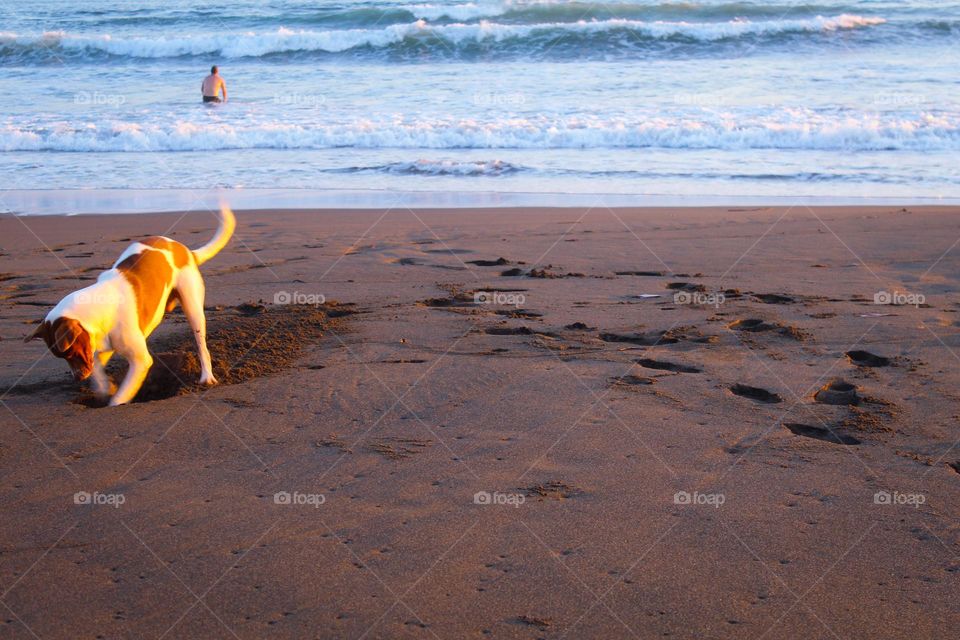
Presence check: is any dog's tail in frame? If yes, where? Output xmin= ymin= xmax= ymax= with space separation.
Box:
xmin=192 ymin=203 xmax=236 ymax=266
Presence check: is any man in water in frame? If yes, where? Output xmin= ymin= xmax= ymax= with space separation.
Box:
xmin=202 ymin=66 xmax=227 ymax=103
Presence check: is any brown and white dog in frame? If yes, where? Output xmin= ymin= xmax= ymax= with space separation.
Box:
xmin=26 ymin=205 xmax=236 ymax=406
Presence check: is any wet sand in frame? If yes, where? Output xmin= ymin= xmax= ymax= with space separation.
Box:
xmin=1 ymin=205 xmax=958 ymax=638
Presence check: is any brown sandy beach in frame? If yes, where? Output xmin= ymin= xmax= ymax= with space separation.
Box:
xmin=1 ymin=205 xmax=958 ymax=638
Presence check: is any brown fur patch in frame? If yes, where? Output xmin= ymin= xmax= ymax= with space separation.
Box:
xmin=165 ymin=289 xmax=180 ymax=312
xmin=116 ymin=248 xmax=173 ymax=332
xmin=34 ymin=317 xmax=93 ymax=380
xmin=141 ymin=236 xmax=191 ymax=268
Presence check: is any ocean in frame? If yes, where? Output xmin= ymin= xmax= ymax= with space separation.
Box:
xmin=1 ymin=0 xmax=958 ymax=210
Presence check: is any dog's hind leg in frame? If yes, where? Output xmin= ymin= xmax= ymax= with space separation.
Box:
xmin=177 ymin=268 xmax=217 ymax=386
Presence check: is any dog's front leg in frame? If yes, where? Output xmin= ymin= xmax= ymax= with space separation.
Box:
xmin=110 ymin=346 xmax=152 ymax=406
xmin=91 ymin=350 xmax=115 ymax=401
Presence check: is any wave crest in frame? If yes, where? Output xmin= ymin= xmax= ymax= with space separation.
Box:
xmin=0 ymin=15 xmax=888 ymax=61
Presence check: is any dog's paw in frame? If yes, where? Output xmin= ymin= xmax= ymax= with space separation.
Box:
xmin=200 ymin=374 xmax=218 ymax=386
xmin=93 ymin=381 xmax=118 ymax=400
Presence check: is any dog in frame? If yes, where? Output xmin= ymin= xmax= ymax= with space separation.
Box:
xmin=26 ymin=204 xmax=236 ymax=406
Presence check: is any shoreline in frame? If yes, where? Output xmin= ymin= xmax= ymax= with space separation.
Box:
xmin=4 ymin=187 xmax=960 ymax=216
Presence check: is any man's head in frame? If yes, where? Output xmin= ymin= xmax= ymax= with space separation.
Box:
xmin=26 ymin=317 xmax=94 ymax=381
xmin=211 ymin=65 xmax=218 ymax=75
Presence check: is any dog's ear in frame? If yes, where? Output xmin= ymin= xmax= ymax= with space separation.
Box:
xmin=51 ymin=318 xmax=85 ymax=353
xmin=24 ymin=322 xmax=48 ymax=343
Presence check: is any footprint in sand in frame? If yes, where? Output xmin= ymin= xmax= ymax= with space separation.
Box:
xmin=600 ymin=331 xmax=679 ymax=346
xmin=484 ymin=326 xmax=558 ymax=337
xmin=753 ymin=293 xmax=795 ymax=304
xmin=728 ymin=318 xmax=807 ymax=340
xmin=516 ymin=615 xmax=552 ymax=629
xmin=730 ymin=384 xmax=783 ymax=403
xmin=814 ymin=379 xmax=860 ymax=405
xmin=501 ymin=266 xmax=586 ymax=278
xmin=521 ymin=481 xmax=583 ymax=500
xmin=485 ymin=326 xmax=534 ymax=336
xmin=666 ymin=282 xmax=706 ymax=292
xmin=610 ymin=374 xmax=656 ymax=388
xmin=784 ymin=423 xmax=861 ymax=445
xmin=389 ymin=256 xmax=467 ymax=271
xmin=494 ymin=309 xmax=542 ymax=319
xmin=466 ymin=257 xmax=511 ymax=266
xmin=367 ymin=437 xmax=432 ymax=460
xmin=728 ymin=318 xmax=778 ymax=332
xmin=418 ymin=297 xmax=465 ymax=308
xmin=636 ymin=358 xmax=701 ymax=373
xmin=846 ymin=350 xmax=891 ymax=367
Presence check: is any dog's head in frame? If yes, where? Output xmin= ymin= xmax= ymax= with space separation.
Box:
xmin=26 ymin=317 xmax=94 ymax=381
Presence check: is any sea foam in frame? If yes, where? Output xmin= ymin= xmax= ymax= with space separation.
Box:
xmin=3 ymin=110 xmax=956 ymax=152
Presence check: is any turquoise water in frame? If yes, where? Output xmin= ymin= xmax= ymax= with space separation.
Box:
xmin=1 ymin=1 xmax=958 ymax=200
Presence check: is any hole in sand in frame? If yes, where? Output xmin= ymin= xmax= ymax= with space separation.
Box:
xmin=78 ymin=303 xmax=350 ymax=405
xmin=814 ymin=379 xmax=860 ymax=406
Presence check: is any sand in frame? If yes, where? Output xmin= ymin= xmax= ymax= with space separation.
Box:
xmin=0 ymin=205 xmax=958 ymax=639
